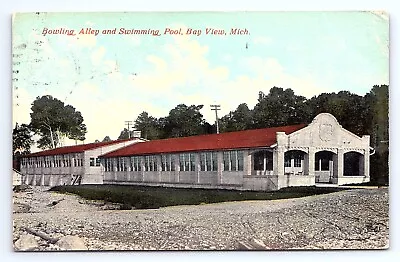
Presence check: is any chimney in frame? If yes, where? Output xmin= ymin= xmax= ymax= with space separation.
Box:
xmin=133 ymin=130 xmax=141 ymax=138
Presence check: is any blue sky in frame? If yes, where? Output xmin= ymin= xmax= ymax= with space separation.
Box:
xmin=12 ymin=11 xmax=389 ymax=146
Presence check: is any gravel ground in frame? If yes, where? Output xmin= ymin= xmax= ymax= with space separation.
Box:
xmin=12 ymin=186 xmax=389 ymax=251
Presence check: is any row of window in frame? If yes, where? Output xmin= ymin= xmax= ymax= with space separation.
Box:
xmin=253 ymin=150 xmax=336 ymax=171
xmin=21 ymin=156 xmax=105 ymax=168
xmin=104 ymin=151 xmax=244 ymax=172
xmin=21 ymin=155 xmax=84 ymax=168
xmin=253 ymin=150 xmax=307 ymax=170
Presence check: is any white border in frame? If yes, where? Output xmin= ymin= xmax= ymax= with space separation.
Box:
xmin=1 ymin=0 xmax=398 ymax=261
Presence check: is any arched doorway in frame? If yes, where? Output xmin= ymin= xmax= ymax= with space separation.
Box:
xmin=284 ymin=150 xmax=307 ymax=175
xmin=315 ymin=150 xmax=335 ymax=183
xmin=344 ymin=151 xmax=364 ymax=176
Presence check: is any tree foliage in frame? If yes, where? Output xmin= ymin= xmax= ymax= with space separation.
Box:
xmin=252 ymin=87 xmax=308 ymax=128
xmin=162 ymin=104 xmax=206 ymax=138
xmin=29 ymin=95 xmax=87 ymax=149
xmin=13 ymin=123 xmax=33 ymax=157
xmin=134 ymin=112 xmax=161 ymax=140
xmin=102 ymin=136 xmax=112 ymax=142
xmin=118 ymin=128 xmax=133 ymax=140
xmin=220 ymin=103 xmax=253 ymax=132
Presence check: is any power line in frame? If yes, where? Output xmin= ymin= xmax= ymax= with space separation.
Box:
xmin=210 ymin=104 xmax=221 ymax=134
xmin=125 ymin=121 xmax=133 ymax=138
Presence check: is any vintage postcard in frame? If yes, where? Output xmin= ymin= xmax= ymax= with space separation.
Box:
xmin=12 ymin=12 xmax=389 ymax=251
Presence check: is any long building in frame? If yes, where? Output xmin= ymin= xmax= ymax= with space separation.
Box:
xmin=98 ymin=113 xmax=372 ymax=191
xmin=20 ymin=138 xmax=143 ymax=186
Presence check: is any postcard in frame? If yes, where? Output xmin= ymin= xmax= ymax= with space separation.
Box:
xmin=12 ymin=11 xmax=389 ymax=251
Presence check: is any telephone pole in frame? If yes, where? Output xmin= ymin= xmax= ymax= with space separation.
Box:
xmin=125 ymin=121 xmax=133 ymax=138
xmin=210 ymin=104 xmax=221 ymax=134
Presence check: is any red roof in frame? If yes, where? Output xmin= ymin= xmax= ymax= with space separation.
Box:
xmin=24 ymin=138 xmax=138 ymax=157
xmin=100 ymin=124 xmax=306 ymax=158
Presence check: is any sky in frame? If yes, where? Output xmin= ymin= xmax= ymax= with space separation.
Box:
xmin=12 ymin=11 xmax=389 ymax=148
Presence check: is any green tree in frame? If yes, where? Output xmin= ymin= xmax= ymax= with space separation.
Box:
xmin=134 ymin=112 xmax=161 ymax=140
xmin=252 ymin=87 xmax=308 ymax=128
xmin=163 ymin=104 xmax=206 ymax=138
xmin=118 ymin=128 xmax=133 ymax=140
xmin=306 ymin=91 xmax=368 ymax=136
xmin=29 ymin=95 xmax=87 ymax=149
xmin=220 ymin=103 xmax=253 ymax=132
xmin=13 ymin=123 xmax=33 ymax=157
xmin=102 ymin=136 xmax=112 ymax=142
xmin=365 ymin=85 xmax=389 ymax=185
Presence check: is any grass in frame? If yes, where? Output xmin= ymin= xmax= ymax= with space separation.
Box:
xmin=49 ymin=184 xmax=347 ymax=210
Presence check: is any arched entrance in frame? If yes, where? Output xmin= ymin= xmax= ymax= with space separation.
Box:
xmin=315 ymin=150 xmax=335 ymax=183
xmin=284 ymin=150 xmax=307 ymax=175
xmin=344 ymin=151 xmax=364 ymax=176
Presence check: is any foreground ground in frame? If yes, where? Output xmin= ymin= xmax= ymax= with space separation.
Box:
xmin=12 ymin=186 xmax=389 ymax=251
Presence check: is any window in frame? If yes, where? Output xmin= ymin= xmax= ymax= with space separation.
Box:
xmin=105 ymin=158 xmax=113 ymax=172
xmin=96 ymin=158 xmax=101 ymax=167
xmin=121 ymin=157 xmax=127 ymax=171
xmin=130 ymin=156 xmax=142 ymax=171
xmin=116 ymin=157 xmax=127 ymax=171
xmin=284 ymin=155 xmax=291 ymax=167
xmin=144 ymin=155 xmax=158 ymax=171
xmin=179 ymin=153 xmax=195 ymax=171
xmin=223 ymin=150 xmax=244 ymax=171
xmin=294 ymin=157 xmax=302 ymax=167
xmin=161 ymin=154 xmax=175 ymax=171
xmin=254 ymin=151 xmax=273 ymax=171
xmin=285 ymin=151 xmax=304 ymax=168
xmin=90 ymin=157 xmax=95 ymax=167
xmin=200 ymin=152 xmax=217 ymax=171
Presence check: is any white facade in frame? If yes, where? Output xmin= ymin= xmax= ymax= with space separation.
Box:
xmin=101 ymin=114 xmax=371 ymax=191
xmin=20 ymin=139 xmax=142 ymax=186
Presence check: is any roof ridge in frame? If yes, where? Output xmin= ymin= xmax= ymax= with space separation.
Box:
xmin=100 ymin=123 xmax=307 ymax=158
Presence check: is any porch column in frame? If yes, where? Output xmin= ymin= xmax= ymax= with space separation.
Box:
xmin=336 ymin=149 xmax=344 ymax=184
xmin=307 ymin=147 xmax=315 ymax=176
xmin=273 ymin=147 xmax=285 ymax=176
xmin=363 ymin=149 xmax=370 ymax=179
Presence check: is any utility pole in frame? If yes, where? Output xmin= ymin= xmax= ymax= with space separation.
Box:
xmin=210 ymin=104 xmax=221 ymax=134
xmin=124 ymin=121 xmax=133 ymax=138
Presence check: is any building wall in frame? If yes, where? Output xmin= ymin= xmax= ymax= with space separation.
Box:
xmin=102 ymin=114 xmax=370 ymax=191
xmin=82 ymin=140 xmax=141 ymax=184
xmin=20 ymin=139 xmax=142 ymax=186
xmin=275 ymin=113 xmax=370 ymax=187
xmin=103 ymin=149 xmax=249 ymax=188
